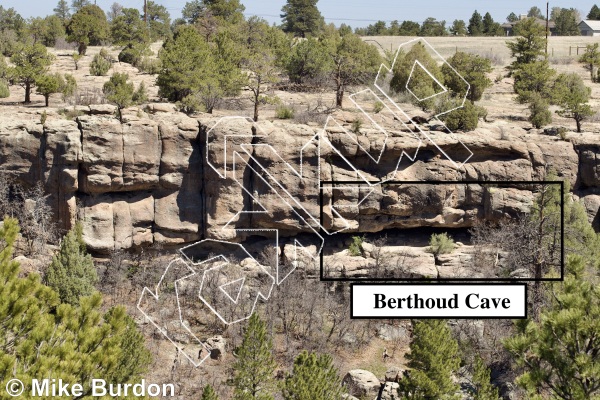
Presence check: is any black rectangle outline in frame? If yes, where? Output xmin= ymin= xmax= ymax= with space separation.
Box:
xmin=319 ymin=180 xmax=565 ymax=282
xmin=350 ymin=282 xmax=528 ymax=319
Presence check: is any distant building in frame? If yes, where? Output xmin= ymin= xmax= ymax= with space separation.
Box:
xmin=501 ymin=15 xmax=556 ymax=37
xmin=579 ymin=20 xmax=600 ymax=36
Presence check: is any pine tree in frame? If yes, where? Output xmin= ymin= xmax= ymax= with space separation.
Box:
xmin=281 ymin=0 xmax=324 ymax=38
xmin=53 ymin=0 xmax=71 ymax=23
xmin=0 ymin=218 xmax=152 ymax=396
xmin=579 ymin=43 xmax=600 ymax=83
xmin=201 ymin=385 xmax=219 ymax=400
xmin=482 ymin=12 xmax=500 ymax=36
xmin=103 ymin=72 xmax=136 ymax=123
xmin=468 ymin=10 xmax=483 ymax=36
xmin=527 ymin=6 xmax=543 ymax=19
xmin=507 ymin=17 xmax=546 ymax=72
xmin=233 ymin=313 xmax=276 ymax=400
xmin=390 ymin=41 xmax=444 ymax=110
xmin=66 ymin=4 xmax=110 ymax=55
xmin=8 ymin=43 xmax=55 ymax=103
xmin=588 ymin=4 xmax=600 ymax=20
xmin=450 ymin=20 xmax=467 ymax=36
xmin=71 ymin=0 xmax=91 ymax=12
xmin=145 ymin=1 xmax=171 ymax=41
xmin=45 ymin=221 xmax=98 ymax=306
xmin=35 ymin=73 xmax=63 ymax=107
xmin=528 ymin=92 xmax=552 ymax=128
xmin=505 ymin=255 xmax=600 ymax=399
xmin=470 ymin=356 xmax=500 ymax=400
xmin=553 ymin=72 xmax=595 ymax=132
xmin=442 ymin=51 xmax=492 ymax=102
xmin=507 ymin=12 xmax=519 ymax=23
xmin=397 ymin=320 xmax=461 ymax=399
xmin=323 ymin=30 xmax=382 ymax=107
xmin=554 ymin=8 xmax=581 ymax=36
xmin=283 ymin=351 xmax=344 ymax=400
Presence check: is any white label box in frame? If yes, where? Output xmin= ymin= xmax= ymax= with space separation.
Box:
xmin=351 ymin=284 xmax=527 ymax=319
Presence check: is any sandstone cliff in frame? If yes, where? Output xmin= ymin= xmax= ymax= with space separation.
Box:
xmin=0 ymin=106 xmax=598 ymax=253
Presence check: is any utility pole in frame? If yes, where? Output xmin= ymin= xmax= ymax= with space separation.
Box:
xmin=545 ymin=1 xmax=549 ymax=58
xmin=144 ymin=0 xmax=148 ymax=24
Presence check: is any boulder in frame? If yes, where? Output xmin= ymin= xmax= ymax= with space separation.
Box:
xmin=343 ymin=370 xmax=381 ymax=399
xmin=88 ymin=104 xmax=116 ymax=115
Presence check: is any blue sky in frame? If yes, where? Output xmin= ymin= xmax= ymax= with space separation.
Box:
xmin=3 ymin=0 xmax=599 ymax=28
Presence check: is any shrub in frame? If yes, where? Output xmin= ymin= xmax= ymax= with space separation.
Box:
xmin=351 ymin=118 xmax=363 ymax=134
xmin=72 ymin=53 xmax=82 ymax=70
xmin=373 ymin=100 xmax=384 ymax=114
xmin=0 ymin=80 xmax=9 ymax=98
xmin=443 ymin=101 xmax=481 ymax=132
xmin=428 ymin=232 xmax=455 ymax=256
xmin=90 ymin=50 xmax=111 ymax=76
xmin=132 ymin=81 xmax=148 ymax=104
xmin=528 ymin=94 xmax=552 ymax=128
xmin=348 ymin=236 xmax=364 ymax=257
xmin=276 ymin=105 xmax=294 ymax=119
xmin=136 ymin=57 xmax=161 ymax=74
xmin=118 ymin=44 xmax=150 ymax=66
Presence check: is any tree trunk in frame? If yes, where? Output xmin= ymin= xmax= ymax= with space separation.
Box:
xmin=44 ymin=95 xmax=49 ymax=107
xmin=78 ymin=42 xmax=87 ymax=56
xmin=24 ymin=82 xmax=31 ymax=104
xmin=253 ymin=94 xmax=259 ymax=122
xmin=576 ymin=116 xmax=582 ymax=133
xmin=336 ymin=85 xmax=344 ymax=107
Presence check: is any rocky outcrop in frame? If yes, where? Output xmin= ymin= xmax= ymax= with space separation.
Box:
xmin=0 ymin=108 xmax=598 ymax=253
xmin=343 ymin=369 xmax=381 ymax=398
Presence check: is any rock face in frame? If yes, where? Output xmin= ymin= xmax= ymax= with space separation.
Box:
xmin=0 ymin=109 xmax=599 ymax=253
xmin=343 ymin=369 xmax=381 ymax=398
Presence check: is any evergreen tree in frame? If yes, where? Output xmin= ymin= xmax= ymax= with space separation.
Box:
xmin=66 ymin=4 xmax=110 ymax=55
xmin=103 ymin=72 xmax=137 ymax=122
xmin=513 ymin=60 xmax=556 ymax=104
xmin=553 ymin=72 xmax=595 ymax=133
xmin=54 ymin=0 xmax=71 ymax=23
xmin=528 ymin=92 xmax=552 ymax=128
xmin=420 ymin=18 xmax=446 ymax=36
xmin=241 ymin=17 xmax=290 ymax=120
xmin=398 ymin=21 xmax=421 ymax=35
xmin=507 ymin=17 xmax=547 ymax=72
xmin=145 ymin=1 xmax=171 ymax=41
xmin=442 ymin=51 xmax=492 ymax=102
xmin=42 ymin=15 xmax=66 ymax=46
xmin=202 ymin=384 xmax=219 ymax=400
xmin=450 ymin=19 xmax=467 ymax=36
xmin=505 ymin=256 xmax=600 ymax=399
xmin=35 ymin=73 xmax=63 ymax=106
xmin=204 ymin=0 xmax=245 ymax=24
xmin=281 ymin=0 xmax=324 ymax=38
xmin=507 ymin=12 xmax=519 ymax=22
xmin=8 ymin=43 xmax=55 ymax=103
xmin=527 ymin=6 xmax=543 ymax=19
xmin=468 ymin=10 xmax=483 ymax=36
xmin=390 ymin=41 xmax=444 ymax=110
xmin=45 ymin=222 xmax=97 ymax=306
xmin=323 ymin=30 xmax=381 ymax=107
xmin=483 ymin=12 xmax=503 ymax=36
xmin=0 ymin=218 xmax=152 ymax=396
xmin=71 ymin=0 xmax=91 ymax=12
xmin=588 ymin=4 xmax=600 ymax=20
xmin=158 ymin=25 xmax=245 ymax=114
xmin=111 ymin=7 xmax=149 ymax=47
xmin=579 ymin=43 xmax=600 ymax=83
xmin=554 ymin=8 xmax=581 ymax=36
xmin=283 ymin=351 xmax=344 ymax=400
xmin=233 ymin=313 xmax=276 ymax=400
xmin=182 ymin=0 xmax=204 ymax=24
xmin=397 ymin=319 xmax=461 ymax=399
xmin=286 ymin=37 xmax=332 ymax=85
xmin=470 ymin=356 xmax=500 ymax=400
